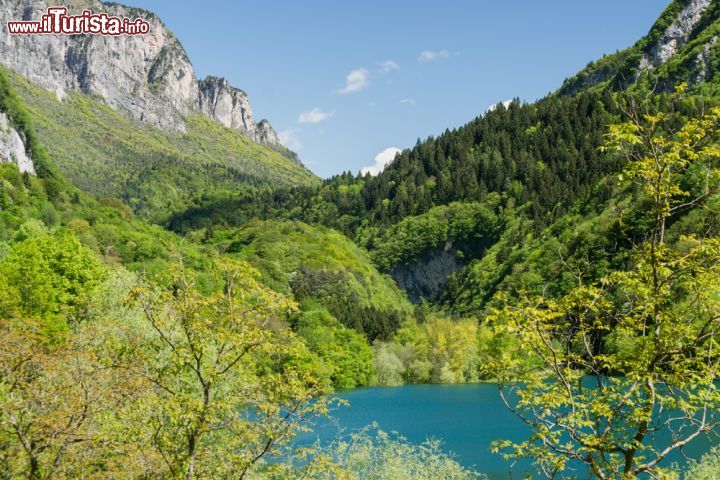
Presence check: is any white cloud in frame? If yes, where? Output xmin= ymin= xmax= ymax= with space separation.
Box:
xmin=484 ymin=99 xmax=514 ymax=114
xmin=298 ymin=108 xmax=334 ymax=124
xmin=379 ymin=60 xmax=400 ymax=72
xmin=399 ymin=98 xmax=415 ymax=106
xmin=418 ymin=49 xmax=449 ymax=63
xmin=361 ymin=147 xmax=401 ymax=176
xmin=278 ymin=128 xmax=302 ymax=151
xmin=339 ymin=68 xmax=369 ymax=94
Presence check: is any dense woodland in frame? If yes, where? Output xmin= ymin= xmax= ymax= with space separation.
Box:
xmin=169 ymin=91 xmax=619 ymax=236
xmin=4 ymin=0 xmax=720 ymax=477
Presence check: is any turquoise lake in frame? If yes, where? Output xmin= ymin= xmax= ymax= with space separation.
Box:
xmin=297 ymin=383 xmax=714 ymax=479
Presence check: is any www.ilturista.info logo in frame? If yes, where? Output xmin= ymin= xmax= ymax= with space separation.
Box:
xmin=6 ymin=6 xmax=150 ymax=36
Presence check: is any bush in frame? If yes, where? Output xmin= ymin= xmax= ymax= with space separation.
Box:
xmin=293 ymin=301 xmax=374 ymax=389
xmin=683 ymin=447 xmax=720 ymax=480
xmin=0 ymin=229 xmax=106 ymax=324
xmin=295 ymin=425 xmax=485 ymax=480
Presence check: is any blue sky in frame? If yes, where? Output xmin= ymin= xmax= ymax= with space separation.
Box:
xmin=122 ymin=0 xmax=669 ymax=178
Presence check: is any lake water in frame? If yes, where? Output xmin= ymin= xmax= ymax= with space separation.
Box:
xmin=297 ymin=383 xmax=714 ymax=479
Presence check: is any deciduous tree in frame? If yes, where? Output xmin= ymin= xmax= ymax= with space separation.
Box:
xmin=493 ymin=96 xmax=720 ymax=479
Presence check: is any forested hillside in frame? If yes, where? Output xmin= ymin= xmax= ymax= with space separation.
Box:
xmin=4 ymin=0 xmax=720 ymax=478
xmin=168 ymin=1 xmax=720 ymax=312
xmin=170 ymin=91 xmax=618 ymax=234
xmin=0 ymin=60 xmax=486 ymax=477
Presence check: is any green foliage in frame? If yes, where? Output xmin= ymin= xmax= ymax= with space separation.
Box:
xmin=0 ymin=162 xmax=209 ymax=276
xmin=116 ymin=258 xmax=329 ymax=478
xmin=371 ymin=199 xmax=501 ymax=271
xmin=491 ymin=101 xmax=720 ymax=479
xmin=292 ymin=301 xmax=374 ymax=389
xmin=7 ymin=70 xmax=317 ymax=221
xmin=0 ymin=254 xmax=334 ymax=479
xmin=372 ymin=314 xmax=508 ymax=386
xmin=441 ymin=92 xmax=720 ymax=318
xmin=0 ymin=71 xmax=221 ymax=284
xmin=683 ymin=446 xmax=720 ymax=480
xmin=371 ymin=342 xmax=407 ymax=386
xmin=0 ymin=230 xmax=106 ymax=326
xmin=361 ymin=93 xmax=616 ymax=226
xmin=205 ymin=219 xmax=412 ymax=340
xmin=169 ymin=90 xmax=620 ymax=240
xmin=443 ymin=185 xmax=635 ymax=316
xmin=0 ymin=314 xmax=126 ymax=479
xmin=307 ymin=426 xmax=485 ymax=480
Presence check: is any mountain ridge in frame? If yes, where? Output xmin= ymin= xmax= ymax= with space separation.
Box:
xmin=559 ymin=0 xmax=720 ymax=95
xmin=161 ymin=0 xmax=720 ymax=307
xmin=2 ymin=67 xmax=318 ymax=219
xmin=0 ymin=0 xmax=282 ymax=146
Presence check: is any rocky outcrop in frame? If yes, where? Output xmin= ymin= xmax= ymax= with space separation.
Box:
xmin=693 ymin=35 xmax=719 ymax=83
xmin=197 ymin=76 xmax=279 ymax=144
xmin=390 ymin=239 xmax=489 ymax=304
xmin=257 ymin=119 xmax=280 ymax=145
xmin=391 ymin=245 xmax=463 ymax=304
xmin=0 ymin=112 xmax=35 ymax=174
xmin=0 ymin=0 xmax=280 ymax=145
xmin=640 ymin=0 xmax=712 ymax=69
xmin=560 ymin=0 xmax=719 ymax=96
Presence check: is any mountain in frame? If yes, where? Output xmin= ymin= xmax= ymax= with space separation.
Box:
xmin=0 ymin=0 xmax=279 ymax=144
xmin=0 ymin=0 xmax=318 ymax=220
xmin=5 ymin=70 xmax=317 ymax=220
xmin=559 ymin=0 xmax=720 ymax=95
xmin=358 ymin=0 xmax=720 ymax=308
xmin=0 ymin=56 xmax=410 ymax=397
xmin=161 ymin=0 xmax=720 ymax=309
xmin=2 ymin=2 xmax=720 ymax=477
xmin=1 ymin=0 xmax=716 ymax=342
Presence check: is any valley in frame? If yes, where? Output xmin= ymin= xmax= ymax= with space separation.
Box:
xmin=2 ymin=0 xmax=720 ymax=478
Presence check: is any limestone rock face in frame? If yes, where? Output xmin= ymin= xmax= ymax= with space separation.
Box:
xmin=198 ymin=76 xmax=259 ymax=140
xmin=0 ymin=112 xmax=35 ymax=174
xmin=390 ymin=243 xmax=465 ymax=304
xmin=560 ymin=0 xmax=720 ymax=95
xmin=389 ymin=238 xmax=491 ymax=303
xmin=257 ymin=119 xmax=280 ymax=145
xmin=640 ymin=0 xmax=713 ymax=69
xmin=0 ymin=0 xmax=280 ymax=145
xmin=693 ymin=35 xmax=719 ymax=83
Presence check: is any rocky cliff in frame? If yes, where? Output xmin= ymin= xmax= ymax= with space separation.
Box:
xmin=559 ymin=0 xmax=720 ymax=95
xmin=638 ymin=0 xmax=712 ymax=69
xmin=197 ymin=76 xmax=278 ymax=144
xmin=390 ymin=243 xmax=465 ymax=304
xmin=0 ymin=0 xmax=280 ymax=145
xmin=389 ymin=238 xmax=491 ymax=304
xmin=0 ymin=112 xmax=34 ymax=174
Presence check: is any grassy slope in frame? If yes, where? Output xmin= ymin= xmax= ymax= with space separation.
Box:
xmin=8 ymin=71 xmax=318 ymax=221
